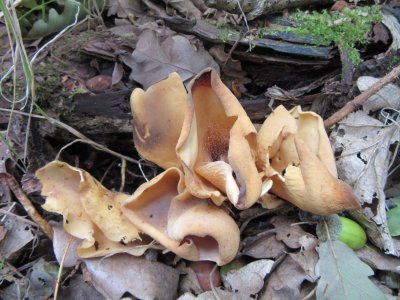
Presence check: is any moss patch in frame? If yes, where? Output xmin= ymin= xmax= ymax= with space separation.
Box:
xmin=283 ymin=6 xmax=382 ymax=65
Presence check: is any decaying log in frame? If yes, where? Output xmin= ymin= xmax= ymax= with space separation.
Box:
xmin=204 ymin=0 xmax=333 ymax=20
xmin=35 ymin=90 xmax=271 ymax=144
xmin=162 ymin=16 xmax=333 ymax=60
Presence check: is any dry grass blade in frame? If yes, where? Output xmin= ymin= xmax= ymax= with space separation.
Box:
xmin=53 ymin=236 xmax=73 ymax=300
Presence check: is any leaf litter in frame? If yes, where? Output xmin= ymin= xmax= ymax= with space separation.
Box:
xmin=1 ymin=0 xmax=400 ymax=298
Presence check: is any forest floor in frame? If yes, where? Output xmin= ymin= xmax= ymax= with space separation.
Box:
xmin=1 ymin=0 xmax=400 ymax=299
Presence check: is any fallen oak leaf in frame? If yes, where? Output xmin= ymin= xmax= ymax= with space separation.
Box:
xmin=85 ymin=254 xmax=180 ymax=300
xmin=316 ymin=240 xmax=386 ymax=300
xmin=123 ymin=29 xmax=219 ymax=89
xmin=330 ymin=110 xmax=399 ymax=255
xmin=223 ymin=259 xmax=274 ymax=297
xmin=271 ymin=216 xmax=316 ymax=249
xmin=261 ymin=254 xmax=313 ymax=300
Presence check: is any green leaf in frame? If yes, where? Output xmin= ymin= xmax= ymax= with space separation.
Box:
xmin=316 ymin=214 xmax=342 ymax=241
xmin=316 ymin=240 xmax=386 ymax=300
xmin=387 ymin=197 xmax=400 ymax=236
xmin=21 ymin=0 xmax=43 ymax=10
xmin=25 ymin=0 xmax=87 ymax=39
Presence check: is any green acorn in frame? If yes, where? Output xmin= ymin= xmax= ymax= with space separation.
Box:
xmin=316 ymin=215 xmax=367 ymax=250
xmin=338 ymin=217 xmax=367 ymax=249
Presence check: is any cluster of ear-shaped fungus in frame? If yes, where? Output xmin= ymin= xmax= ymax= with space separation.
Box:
xmin=36 ymin=68 xmax=361 ymax=266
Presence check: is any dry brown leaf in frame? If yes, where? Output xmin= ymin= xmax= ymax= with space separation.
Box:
xmin=178 ymin=288 xmax=236 ymax=300
xmin=289 ymin=250 xmax=319 ymax=281
xmin=261 ymin=255 xmax=312 ymax=300
xmin=111 ymin=62 xmax=124 ymax=85
xmin=123 ymin=30 xmax=219 ymax=89
xmin=330 ymin=111 xmax=400 ymax=255
xmin=58 ymin=275 xmax=105 ymax=300
xmin=52 ymin=223 xmax=81 ymax=267
xmin=241 ymin=234 xmax=286 ymax=259
xmin=271 ymin=216 xmax=316 ymax=249
xmin=223 ymin=259 xmax=274 ymax=298
xmin=357 ymin=246 xmax=400 ymax=274
xmin=357 ymin=76 xmax=400 ymax=113
xmin=85 ymin=254 xmax=180 ymax=300
xmin=106 ymin=0 xmax=144 ymax=18
xmin=0 ymin=215 xmax=35 ymax=258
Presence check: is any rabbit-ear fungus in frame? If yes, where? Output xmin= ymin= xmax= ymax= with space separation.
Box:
xmin=176 ymin=68 xmax=261 ymax=209
xmin=277 ymin=137 xmax=361 ymax=215
xmin=131 ymin=72 xmax=187 ymax=169
xmin=257 ymin=105 xmax=297 ymax=168
xmin=76 ymin=223 xmax=155 ymax=258
xmin=289 ymin=106 xmax=337 ymax=177
xmin=258 ymin=106 xmax=360 ymax=215
xmin=257 ymin=105 xmax=337 ymax=176
xmin=36 ymin=161 xmax=147 ymax=257
xmin=122 ymin=167 xmax=240 ymax=265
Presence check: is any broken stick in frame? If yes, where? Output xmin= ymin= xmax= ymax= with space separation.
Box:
xmin=0 ymin=173 xmax=53 ymax=240
xmin=324 ymin=64 xmax=400 ymax=128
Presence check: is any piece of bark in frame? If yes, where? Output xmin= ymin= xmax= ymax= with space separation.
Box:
xmin=204 ymin=0 xmax=333 ymax=20
xmin=162 ymin=17 xmax=333 ymax=59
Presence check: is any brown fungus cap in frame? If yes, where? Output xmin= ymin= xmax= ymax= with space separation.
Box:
xmin=131 ymin=72 xmax=187 ymax=169
xmin=281 ymin=137 xmax=361 ymax=215
xmin=257 ymin=106 xmax=361 ymax=215
xmin=35 ymin=161 xmax=152 ymax=258
xmin=122 ymin=167 xmax=240 ymax=265
xmin=176 ymin=68 xmax=261 ymax=209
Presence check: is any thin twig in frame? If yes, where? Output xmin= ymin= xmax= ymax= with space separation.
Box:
xmin=324 ymin=64 xmax=400 ymax=128
xmin=0 ymin=173 xmax=53 ymax=240
xmin=301 ymin=286 xmax=317 ymax=300
xmin=53 ymin=236 xmax=73 ymax=300
xmin=138 ymin=159 xmax=150 ymax=182
xmin=119 ymin=158 xmax=126 ymax=192
xmin=0 ymin=207 xmax=40 ymax=227
xmin=222 ymin=30 xmax=245 ymax=71
xmin=0 ymin=202 xmax=16 ymax=222
xmin=235 ymin=0 xmax=249 ymax=32
xmin=100 ymin=159 xmax=118 ymax=183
